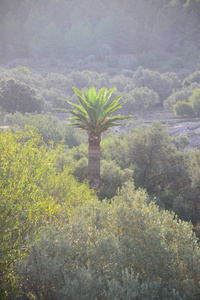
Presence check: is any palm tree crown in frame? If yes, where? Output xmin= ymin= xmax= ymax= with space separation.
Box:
xmin=59 ymin=86 xmax=133 ymax=133
xmin=58 ymin=86 xmax=133 ymax=193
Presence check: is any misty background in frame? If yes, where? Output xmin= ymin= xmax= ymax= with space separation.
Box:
xmin=0 ymin=0 xmax=200 ymax=73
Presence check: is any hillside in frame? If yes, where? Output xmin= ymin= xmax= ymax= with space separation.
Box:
xmin=135 ymin=111 xmax=200 ymax=149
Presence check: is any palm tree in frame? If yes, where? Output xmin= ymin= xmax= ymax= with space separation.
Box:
xmin=58 ymin=86 xmax=133 ymax=191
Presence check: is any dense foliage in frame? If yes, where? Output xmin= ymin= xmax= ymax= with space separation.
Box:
xmin=0 ymin=78 xmax=44 ymax=113
xmin=173 ymin=100 xmax=194 ymax=116
xmin=0 ymin=129 xmax=95 ymax=299
xmin=0 ymin=66 xmax=199 ymax=117
xmin=58 ymin=86 xmax=133 ymax=191
xmin=3 ymin=112 xmax=87 ymax=147
xmin=1 ymin=1 xmax=200 ymax=298
xmin=62 ymin=121 xmax=200 ymax=229
xmin=0 ymin=0 xmax=200 ymax=72
xmin=1 ymin=104 xmax=200 ymax=299
xmin=17 ymin=183 xmax=200 ymax=299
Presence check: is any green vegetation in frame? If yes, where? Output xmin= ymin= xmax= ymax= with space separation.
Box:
xmin=0 ymin=129 xmax=95 ymax=299
xmin=189 ymin=88 xmax=200 ymax=115
xmin=1 ymin=1 xmax=200 ymax=298
xmin=0 ymin=78 xmax=44 ymax=113
xmin=1 ymin=0 xmax=200 ymax=72
xmin=0 ymin=66 xmax=200 ymax=117
xmin=173 ymin=101 xmax=194 ymax=117
xmin=2 ymin=105 xmax=200 ymax=298
xmin=124 ymin=86 xmax=159 ymax=112
xmin=3 ymin=112 xmax=87 ymax=147
xmin=57 ymin=86 xmax=133 ymax=191
xmin=16 ymin=184 xmax=200 ymax=299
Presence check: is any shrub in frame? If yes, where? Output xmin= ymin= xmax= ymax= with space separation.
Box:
xmin=44 ymin=72 xmax=73 ymax=95
xmin=189 ymin=88 xmax=200 ymax=115
xmin=121 ymin=69 xmax=134 ymax=78
xmin=0 ymin=129 xmax=95 ymax=299
xmin=125 ymin=86 xmax=159 ymax=112
xmin=164 ymin=88 xmax=193 ymax=109
xmin=183 ymin=70 xmax=200 ymax=87
xmin=133 ymin=67 xmax=176 ymax=104
xmin=17 ymin=183 xmax=200 ymax=299
xmin=0 ymin=78 xmax=44 ymax=113
xmin=173 ymin=101 xmax=194 ymax=116
xmin=100 ymin=160 xmax=133 ymax=199
xmin=71 ymin=157 xmax=88 ymax=182
xmin=68 ymin=71 xmax=90 ymax=89
xmin=3 ymin=112 xmax=87 ymax=147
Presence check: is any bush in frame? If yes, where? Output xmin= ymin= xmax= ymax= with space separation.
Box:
xmin=44 ymin=72 xmax=73 ymax=95
xmin=189 ymin=88 xmax=200 ymax=115
xmin=98 ymin=43 xmax=112 ymax=59
xmin=121 ymin=69 xmax=134 ymax=78
xmin=137 ymin=52 xmax=160 ymax=69
xmin=0 ymin=78 xmax=44 ymax=113
xmin=133 ymin=67 xmax=176 ymax=104
xmin=164 ymin=88 xmax=193 ymax=109
xmin=100 ymin=160 xmax=133 ymax=199
xmin=110 ymin=75 xmax=130 ymax=93
xmin=60 ymin=144 xmax=88 ymax=180
xmin=17 ymin=183 xmax=200 ymax=299
xmin=173 ymin=101 xmax=194 ymax=116
xmin=183 ymin=70 xmax=200 ymax=87
xmin=124 ymin=87 xmax=159 ymax=112
xmin=3 ymin=112 xmax=87 ymax=147
xmin=0 ymin=129 xmax=94 ymax=298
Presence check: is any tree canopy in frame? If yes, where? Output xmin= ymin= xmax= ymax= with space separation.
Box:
xmin=16 ymin=183 xmax=200 ymax=299
xmin=0 ymin=128 xmax=95 ymax=298
xmin=58 ymin=87 xmax=133 ymax=133
xmin=0 ymin=0 xmax=200 ymax=69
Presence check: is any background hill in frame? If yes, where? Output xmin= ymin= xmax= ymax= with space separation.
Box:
xmin=0 ymin=0 xmax=200 ymax=75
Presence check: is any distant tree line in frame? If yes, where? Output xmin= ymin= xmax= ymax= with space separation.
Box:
xmin=0 ymin=0 xmax=200 ymax=70
xmin=1 ymin=66 xmax=200 ymax=116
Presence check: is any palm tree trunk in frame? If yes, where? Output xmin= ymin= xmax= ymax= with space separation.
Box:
xmin=88 ymin=132 xmax=101 ymax=191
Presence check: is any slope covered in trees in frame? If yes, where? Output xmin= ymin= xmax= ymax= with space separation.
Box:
xmin=2 ymin=85 xmax=200 ymax=298
xmin=0 ymin=128 xmax=95 ymax=299
xmin=0 ymin=0 xmax=200 ymax=72
xmin=1 ymin=125 xmax=200 ymax=300
xmin=1 ymin=1 xmax=200 ymax=298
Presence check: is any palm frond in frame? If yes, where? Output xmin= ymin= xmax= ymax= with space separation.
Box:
xmin=101 ymin=98 xmax=131 ymax=120
xmin=105 ymin=87 xmax=116 ymax=101
xmin=57 ymin=97 xmax=73 ymax=106
xmin=57 ymin=86 xmax=133 ymax=135
xmin=99 ymin=122 xmax=123 ymax=132
xmin=69 ymin=122 xmax=89 ymax=130
xmin=53 ymin=107 xmax=68 ymax=112
xmin=73 ymin=87 xmax=92 ymax=111
xmin=88 ymin=86 xmax=96 ymax=105
xmin=96 ymin=88 xmax=107 ymax=121
xmin=106 ymin=115 xmax=134 ymax=123
xmin=68 ymin=111 xmax=88 ymax=123
xmin=69 ymin=104 xmax=88 ymax=116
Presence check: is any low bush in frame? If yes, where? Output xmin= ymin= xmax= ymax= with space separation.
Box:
xmin=17 ymin=183 xmax=200 ymax=299
xmin=0 ymin=78 xmax=44 ymax=113
xmin=3 ymin=112 xmax=87 ymax=147
xmin=0 ymin=129 xmax=94 ymax=299
xmin=173 ymin=101 xmax=194 ymax=117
